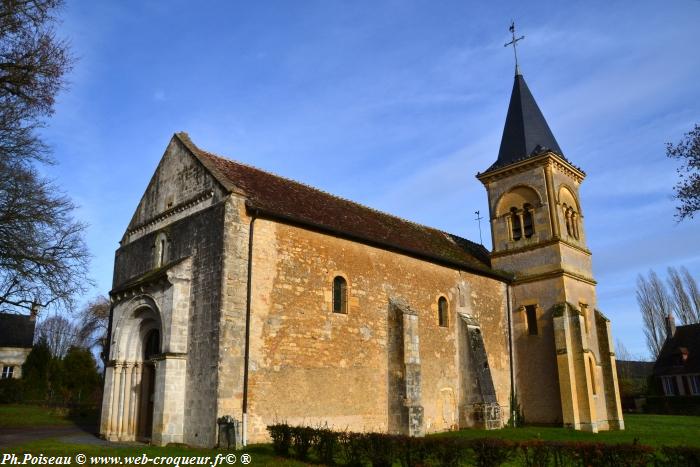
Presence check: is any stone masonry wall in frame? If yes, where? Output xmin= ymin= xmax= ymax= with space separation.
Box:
xmin=113 ymin=203 xmax=226 ymax=447
xmin=242 ymin=219 xmax=510 ymax=443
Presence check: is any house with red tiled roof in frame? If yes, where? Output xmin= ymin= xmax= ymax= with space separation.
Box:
xmin=100 ymin=69 xmax=624 ymax=447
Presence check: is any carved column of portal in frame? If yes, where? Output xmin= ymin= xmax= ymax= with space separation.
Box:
xmin=128 ymin=363 xmax=141 ymax=439
xmin=120 ymin=363 xmax=133 ymax=439
xmin=100 ymin=365 xmax=115 ymax=437
xmin=109 ymin=363 xmax=123 ymax=437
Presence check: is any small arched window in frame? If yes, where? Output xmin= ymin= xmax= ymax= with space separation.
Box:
xmin=525 ymin=304 xmax=538 ymax=335
xmin=332 ymin=276 xmax=347 ymax=314
xmin=523 ymin=203 xmax=534 ymax=238
xmin=510 ymin=207 xmax=522 ymax=241
xmin=438 ymin=297 xmax=448 ymax=327
xmin=154 ymin=232 xmax=169 ymax=268
xmin=559 ymin=187 xmax=581 ymax=241
xmin=144 ymin=329 xmax=161 ymax=360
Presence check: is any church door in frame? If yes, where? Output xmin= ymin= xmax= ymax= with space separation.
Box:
xmin=138 ymin=329 xmax=160 ymax=441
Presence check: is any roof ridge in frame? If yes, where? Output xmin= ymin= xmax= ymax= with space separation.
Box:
xmin=195 ymin=147 xmax=484 ymax=251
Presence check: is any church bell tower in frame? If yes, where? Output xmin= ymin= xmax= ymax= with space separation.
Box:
xmin=476 ymin=34 xmax=624 ymax=431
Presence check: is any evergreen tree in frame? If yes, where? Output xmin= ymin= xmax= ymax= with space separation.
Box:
xmin=62 ymin=346 xmax=100 ymax=403
xmin=22 ymin=339 xmax=52 ymax=400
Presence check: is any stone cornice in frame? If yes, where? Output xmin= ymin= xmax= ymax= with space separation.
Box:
xmin=109 ymin=257 xmax=191 ymax=303
xmin=491 ymin=237 xmax=592 ymax=259
xmin=121 ymin=189 xmax=215 ymax=244
xmin=476 ymin=152 xmax=586 ymax=185
xmin=513 ymin=268 xmax=597 ymax=286
xmin=152 ymin=352 xmax=187 ymax=361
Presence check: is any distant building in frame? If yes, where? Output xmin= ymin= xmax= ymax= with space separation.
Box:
xmin=653 ymin=316 xmax=700 ymax=396
xmin=0 ymin=312 xmax=37 ymax=379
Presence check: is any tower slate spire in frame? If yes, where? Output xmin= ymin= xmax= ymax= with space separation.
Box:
xmin=487 ymin=74 xmax=564 ymax=172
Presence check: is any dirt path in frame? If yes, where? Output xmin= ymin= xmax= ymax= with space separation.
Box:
xmin=0 ymin=425 xmax=110 ymax=448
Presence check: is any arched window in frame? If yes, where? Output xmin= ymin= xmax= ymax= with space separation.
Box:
xmin=523 ymin=203 xmax=534 ymax=238
xmin=144 ymin=329 xmax=161 ymax=360
xmin=438 ymin=297 xmax=448 ymax=327
xmin=332 ymin=276 xmax=347 ymax=314
xmin=154 ymin=232 xmax=169 ymax=268
xmin=497 ymin=186 xmax=539 ymax=243
xmin=559 ymin=187 xmax=582 ymax=241
xmin=510 ymin=207 xmax=522 ymax=241
xmin=525 ymin=304 xmax=538 ymax=335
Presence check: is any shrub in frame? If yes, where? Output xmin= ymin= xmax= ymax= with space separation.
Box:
xmin=266 ymin=423 xmax=292 ymax=456
xmin=291 ymin=426 xmax=316 ymax=461
xmin=313 ymin=427 xmax=339 ymax=465
xmin=363 ymin=432 xmax=398 ymax=467
xmin=657 ymin=445 xmax=700 ymax=467
xmin=0 ymin=378 xmax=24 ymax=403
xmin=339 ymin=432 xmax=367 ymax=467
xmin=264 ymin=424 xmax=670 ymax=467
xmin=469 ymin=438 xmax=516 ymax=467
xmin=519 ymin=440 xmax=552 ymax=467
xmin=644 ymin=396 xmax=700 ymax=416
xmin=395 ymin=435 xmax=429 ymax=467
xmin=425 ymin=437 xmax=470 ymax=467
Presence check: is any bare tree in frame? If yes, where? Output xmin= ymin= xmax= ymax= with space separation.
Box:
xmin=615 ymin=339 xmax=632 ymax=362
xmin=0 ymin=161 xmax=91 ymax=314
xmin=636 ymin=271 xmax=673 ymax=359
xmin=667 ymin=124 xmax=700 ymax=220
xmin=680 ymin=266 xmax=700 ymax=321
xmin=0 ymin=1 xmax=88 ymax=315
xmin=75 ymin=295 xmax=110 ymax=365
xmin=667 ymin=266 xmax=700 ymax=324
xmin=35 ymin=314 xmax=78 ymax=357
xmin=1 ymin=0 xmax=72 ymax=166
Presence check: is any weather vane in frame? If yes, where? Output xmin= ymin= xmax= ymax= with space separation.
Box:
xmin=504 ymin=20 xmax=525 ymax=75
xmin=475 ymin=210 xmax=484 ymax=245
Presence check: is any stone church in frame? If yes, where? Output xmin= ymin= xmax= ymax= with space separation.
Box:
xmin=100 ymin=69 xmax=624 ymax=447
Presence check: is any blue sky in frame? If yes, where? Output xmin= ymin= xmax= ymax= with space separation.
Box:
xmin=42 ymin=0 xmax=700 ymax=358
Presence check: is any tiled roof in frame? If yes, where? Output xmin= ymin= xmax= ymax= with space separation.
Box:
xmin=176 ymin=133 xmax=506 ymax=280
xmin=0 ymin=313 xmax=35 ymax=348
xmin=653 ymin=323 xmax=700 ymax=376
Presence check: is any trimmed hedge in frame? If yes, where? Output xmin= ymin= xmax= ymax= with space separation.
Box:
xmin=0 ymin=378 xmax=24 ymax=403
xmin=266 ymin=424 xmax=699 ymax=466
xmin=644 ymin=396 xmax=700 ymax=416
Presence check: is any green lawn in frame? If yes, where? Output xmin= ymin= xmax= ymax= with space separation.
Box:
xmin=2 ymin=407 xmax=699 ymax=466
xmin=3 ymin=440 xmax=303 ymax=467
xmin=0 ymin=404 xmax=76 ymax=427
xmin=436 ymin=414 xmax=700 ymax=447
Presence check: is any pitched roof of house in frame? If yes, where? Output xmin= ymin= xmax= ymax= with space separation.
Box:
xmin=0 ymin=313 xmax=35 ymax=348
xmin=653 ymin=323 xmax=700 ymax=376
xmin=175 ymin=133 xmax=508 ymax=280
xmin=485 ymin=73 xmax=565 ymax=173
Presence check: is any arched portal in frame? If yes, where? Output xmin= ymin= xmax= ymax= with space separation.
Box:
xmin=104 ymin=299 xmax=163 ymax=442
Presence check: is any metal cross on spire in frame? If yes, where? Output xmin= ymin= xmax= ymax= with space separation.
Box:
xmin=504 ymin=20 xmax=525 ymax=76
